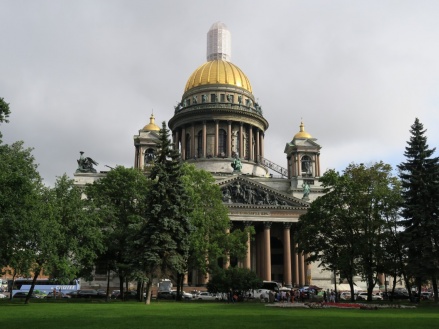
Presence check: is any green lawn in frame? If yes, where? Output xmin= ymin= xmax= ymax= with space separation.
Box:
xmin=0 ymin=300 xmax=438 ymax=329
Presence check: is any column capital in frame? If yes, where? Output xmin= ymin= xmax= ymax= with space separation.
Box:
xmin=283 ymin=222 xmax=292 ymax=229
xmin=263 ymin=221 xmax=272 ymax=229
xmin=243 ymin=221 xmax=253 ymax=227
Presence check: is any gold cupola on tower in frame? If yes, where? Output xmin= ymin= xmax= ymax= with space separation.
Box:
xmin=294 ymin=122 xmax=312 ymax=139
xmin=143 ymin=114 xmax=160 ymax=131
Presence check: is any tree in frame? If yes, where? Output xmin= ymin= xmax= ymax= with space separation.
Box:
xmin=206 ymin=267 xmax=262 ymax=301
xmin=398 ymin=118 xmax=439 ymax=302
xmin=133 ymin=122 xmax=191 ymax=304
xmin=20 ymin=175 xmax=103 ymax=304
xmin=0 ymin=140 xmax=42 ymax=288
xmin=297 ymin=169 xmax=359 ymax=301
xmin=85 ymin=166 xmax=150 ymax=301
xmin=297 ymin=162 xmax=401 ymax=301
xmin=181 ymin=163 xmax=251 ymax=278
xmin=0 ymin=97 xmax=10 ymax=124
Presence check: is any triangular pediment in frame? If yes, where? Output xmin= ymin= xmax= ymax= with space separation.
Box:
xmin=284 ymin=138 xmax=321 ymax=155
xmin=216 ymin=175 xmax=309 ymax=208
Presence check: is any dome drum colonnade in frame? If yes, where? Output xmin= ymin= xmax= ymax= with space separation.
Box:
xmin=168 ymin=60 xmax=269 ymax=178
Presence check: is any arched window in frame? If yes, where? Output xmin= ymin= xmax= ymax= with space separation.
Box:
xmin=301 ymin=155 xmax=312 ymax=176
xmin=218 ymin=129 xmax=227 ymax=156
xmin=144 ymin=148 xmax=155 ymax=164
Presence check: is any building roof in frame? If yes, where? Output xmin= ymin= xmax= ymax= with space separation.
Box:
xmin=184 ymin=60 xmax=252 ymax=93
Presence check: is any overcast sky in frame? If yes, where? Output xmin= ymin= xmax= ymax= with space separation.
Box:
xmin=1 ymin=0 xmax=439 ymax=186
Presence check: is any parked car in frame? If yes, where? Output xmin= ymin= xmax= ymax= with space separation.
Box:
xmin=13 ymin=292 xmax=38 ymax=299
xmin=382 ymin=291 xmax=410 ymax=300
xmin=157 ymin=291 xmax=175 ymax=300
xmin=77 ymin=289 xmax=106 ymax=299
xmin=356 ymin=292 xmax=368 ymax=301
xmin=180 ymin=291 xmax=193 ymax=300
xmin=66 ymin=291 xmax=79 ymax=298
xmin=421 ymin=292 xmax=432 ymax=300
xmin=45 ymin=291 xmax=71 ymax=299
xmin=0 ymin=293 xmax=7 ymax=299
xmin=111 ymin=290 xmax=120 ymax=299
xmin=196 ymin=292 xmax=221 ymax=301
xmin=357 ymin=292 xmax=383 ymax=301
xmin=96 ymin=289 xmax=108 ymax=298
xmin=115 ymin=290 xmax=141 ymax=300
xmin=339 ymin=292 xmax=351 ymax=300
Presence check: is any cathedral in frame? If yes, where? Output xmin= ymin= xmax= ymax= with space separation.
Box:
xmin=75 ymin=22 xmax=339 ymax=289
xmin=131 ymin=22 xmax=328 ymax=288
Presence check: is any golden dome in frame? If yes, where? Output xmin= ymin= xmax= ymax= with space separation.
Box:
xmin=184 ymin=60 xmax=252 ymax=93
xmin=143 ymin=114 xmax=160 ymax=131
xmin=294 ymin=122 xmax=312 ymax=139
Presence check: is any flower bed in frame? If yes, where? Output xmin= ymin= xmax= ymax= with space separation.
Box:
xmin=306 ymin=302 xmax=416 ymax=310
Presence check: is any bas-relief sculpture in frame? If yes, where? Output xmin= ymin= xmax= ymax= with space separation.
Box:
xmin=222 ymin=181 xmax=291 ymax=206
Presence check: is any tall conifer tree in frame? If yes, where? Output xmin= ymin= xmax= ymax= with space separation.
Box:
xmin=398 ymin=118 xmax=439 ymax=300
xmin=136 ymin=121 xmax=191 ymax=302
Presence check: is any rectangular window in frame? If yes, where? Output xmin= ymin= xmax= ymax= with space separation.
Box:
xmin=211 ymin=94 xmax=216 ymax=102
xmin=220 ymin=94 xmax=225 ymax=102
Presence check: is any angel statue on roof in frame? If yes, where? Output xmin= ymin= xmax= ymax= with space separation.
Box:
xmin=76 ymin=151 xmax=98 ymax=173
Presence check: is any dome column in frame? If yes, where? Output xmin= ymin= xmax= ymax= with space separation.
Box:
xmin=227 ymin=121 xmax=232 ymax=157
xmin=239 ymin=123 xmax=243 ymax=158
xmin=191 ymin=124 xmax=196 ymax=159
xmin=202 ymin=121 xmax=207 ymax=158
xmin=260 ymin=133 xmax=265 ymax=158
xmin=317 ymin=153 xmax=321 ymax=177
xmin=255 ymin=129 xmax=260 ymax=162
xmin=249 ymin=125 xmax=254 ymax=161
xmin=181 ymin=127 xmax=186 ymax=160
xmin=173 ymin=131 xmax=179 ymax=151
xmin=214 ymin=120 xmax=219 ymax=157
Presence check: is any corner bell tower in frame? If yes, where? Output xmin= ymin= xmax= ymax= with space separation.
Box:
xmin=284 ymin=122 xmax=322 ymax=198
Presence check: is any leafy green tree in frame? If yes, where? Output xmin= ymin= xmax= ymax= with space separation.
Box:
xmin=181 ymin=163 xmax=251 ymax=278
xmin=297 ymin=162 xmax=401 ymax=301
xmin=207 ymin=267 xmax=262 ymax=301
xmin=0 ymin=97 xmax=10 ymax=124
xmin=85 ymin=166 xmax=150 ymax=301
xmin=19 ymin=175 xmax=103 ymax=304
xmin=398 ymin=118 xmax=439 ymax=301
xmin=297 ymin=169 xmax=359 ymax=301
xmin=0 ymin=140 xmax=42 ymax=289
xmin=46 ymin=175 xmax=104 ymax=281
xmin=133 ymin=122 xmax=191 ymax=303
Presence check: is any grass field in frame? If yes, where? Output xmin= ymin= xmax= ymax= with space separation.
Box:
xmin=0 ymin=300 xmax=438 ymax=329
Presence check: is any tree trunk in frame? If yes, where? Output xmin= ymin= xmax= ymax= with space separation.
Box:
xmin=9 ymin=272 xmax=17 ymax=301
xmin=105 ymin=268 xmax=111 ymax=302
xmin=175 ymin=273 xmax=183 ymax=301
xmin=432 ymin=276 xmax=438 ymax=303
xmin=25 ymin=270 xmax=40 ymax=305
xmin=144 ymin=280 xmax=152 ymax=305
xmin=119 ymin=275 xmax=124 ymax=301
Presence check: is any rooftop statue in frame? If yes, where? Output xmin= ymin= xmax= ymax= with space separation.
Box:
xmin=231 ymin=153 xmax=242 ymax=172
xmin=302 ymin=182 xmax=310 ymax=199
xmin=76 ymin=151 xmax=98 ymax=173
